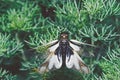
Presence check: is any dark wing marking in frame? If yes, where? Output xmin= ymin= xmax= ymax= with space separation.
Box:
xmin=66 ymin=45 xmax=74 ymax=62
xmin=55 ymin=47 xmax=62 ymax=62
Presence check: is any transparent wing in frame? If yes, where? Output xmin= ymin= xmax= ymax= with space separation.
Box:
xmin=70 ymin=39 xmax=95 ymax=57
xmin=66 ymin=42 xmax=90 ymax=74
xmin=69 ymin=40 xmax=84 ymax=56
xmin=36 ymin=40 xmax=58 ymax=56
xmin=70 ymin=39 xmax=96 ymax=47
xmin=38 ymin=42 xmax=62 ymax=74
xmin=69 ymin=41 xmax=81 ymax=52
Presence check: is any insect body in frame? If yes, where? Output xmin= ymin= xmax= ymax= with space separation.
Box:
xmin=38 ymin=32 xmax=90 ymax=74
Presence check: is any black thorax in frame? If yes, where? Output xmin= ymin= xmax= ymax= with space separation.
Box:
xmin=55 ymin=40 xmax=74 ymax=67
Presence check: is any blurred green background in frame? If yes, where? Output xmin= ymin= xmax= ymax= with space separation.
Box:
xmin=0 ymin=0 xmax=120 ymax=80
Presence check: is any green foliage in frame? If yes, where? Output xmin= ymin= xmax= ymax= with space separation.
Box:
xmin=0 ymin=33 xmax=23 ymax=58
xmin=51 ymin=0 xmax=83 ymax=34
xmin=0 ymin=2 xmax=40 ymax=32
xmin=0 ymin=33 xmax=23 ymax=76
xmin=84 ymin=0 xmax=120 ymax=21
xmin=26 ymin=27 xmax=59 ymax=48
xmin=0 ymin=68 xmax=17 ymax=80
xmin=0 ymin=0 xmax=120 ymax=80
xmin=79 ymin=24 xmax=117 ymax=44
xmin=99 ymin=48 xmax=120 ymax=80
